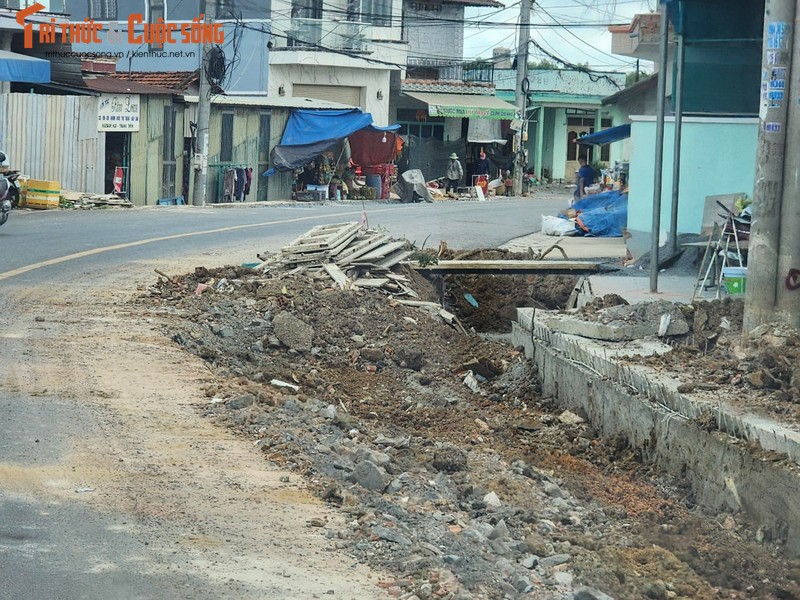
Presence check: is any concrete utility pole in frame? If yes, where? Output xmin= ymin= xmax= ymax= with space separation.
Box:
xmin=744 ymin=0 xmax=796 ymax=331
xmin=513 ymin=0 xmax=531 ymax=196
xmin=192 ymin=0 xmax=216 ymax=207
xmin=668 ymin=21 xmax=685 ymax=256
xmin=649 ymin=1 xmax=670 ymax=293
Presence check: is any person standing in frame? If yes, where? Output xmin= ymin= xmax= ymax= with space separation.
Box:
xmin=473 ymin=149 xmax=491 ymax=177
xmin=574 ymin=156 xmax=596 ymax=203
xmin=444 ymin=152 xmax=463 ymax=195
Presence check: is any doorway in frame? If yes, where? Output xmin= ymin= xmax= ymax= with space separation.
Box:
xmin=105 ymin=132 xmax=130 ymax=196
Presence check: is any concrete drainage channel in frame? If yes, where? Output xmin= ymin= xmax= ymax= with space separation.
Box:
xmin=511 ymin=307 xmax=800 ymax=556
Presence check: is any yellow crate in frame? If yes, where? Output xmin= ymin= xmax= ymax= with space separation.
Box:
xmin=23 ymin=179 xmax=60 ymax=210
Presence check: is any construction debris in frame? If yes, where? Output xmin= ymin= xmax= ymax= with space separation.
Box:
xmin=61 ymin=190 xmax=133 ymax=209
xmin=255 ymin=222 xmax=467 ymax=332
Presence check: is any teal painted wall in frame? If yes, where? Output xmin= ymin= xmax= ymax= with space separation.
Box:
xmin=628 ymin=117 xmax=757 ymax=242
xmin=551 ymin=108 xmax=568 ymax=180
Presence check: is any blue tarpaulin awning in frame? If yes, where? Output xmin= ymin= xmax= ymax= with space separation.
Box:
xmin=266 ymin=108 xmax=401 ymax=175
xmin=0 ymin=50 xmax=50 ymax=83
xmin=576 ymin=123 xmax=631 ymax=146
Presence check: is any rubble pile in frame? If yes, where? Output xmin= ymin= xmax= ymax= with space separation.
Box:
xmin=137 ymin=227 xmax=800 ymax=599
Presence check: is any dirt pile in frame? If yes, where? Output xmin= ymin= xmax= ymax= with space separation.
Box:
xmin=137 ymin=264 xmax=800 ymax=600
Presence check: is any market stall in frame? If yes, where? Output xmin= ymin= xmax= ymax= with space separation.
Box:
xmin=264 ymin=108 xmax=401 ymax=201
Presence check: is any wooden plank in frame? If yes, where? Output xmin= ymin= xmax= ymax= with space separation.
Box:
xmin=323 ymin=263 xmax=351 ymax=290
xmin=336 ymin=234 xmax=391 ymax=266
xmin=386 ymin=273 xmax=410 ymax=282
xmin=357 ymin=241 xmax=408 ymax=263
xmin=326 ymin=228 xmax=361 ymax=258
xmin=395 ymin=299 xmax=441 ymax=308
xmin=413 ymin=260 xmax=613 ymax=275
xmin=323 ymin=222 xmax=362 ymax=251
xmin=352 ymin=278 xmax=390 ymax=288
xmin=375 ymin=250 xmax=414 ymax=269
xmin=282 ymin=223 xmax=358 ymax=252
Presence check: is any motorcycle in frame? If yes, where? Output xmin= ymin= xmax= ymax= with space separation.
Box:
xmin=0 ymin=178 xmax=11 ymax=226
xmin=0 ymin=152 xmax=16 ymax=226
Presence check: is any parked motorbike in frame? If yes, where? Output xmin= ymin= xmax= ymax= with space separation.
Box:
xmin=0 ymin=152 xmax=12 ymax=226
xmin=0 ymin=178 xmax=11 ymax=226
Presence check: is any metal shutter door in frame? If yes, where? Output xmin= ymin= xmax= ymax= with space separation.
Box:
xmin=293 ymin=84 xmax=362 ymax=108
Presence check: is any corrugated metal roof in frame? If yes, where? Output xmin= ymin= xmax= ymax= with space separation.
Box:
xmin=404 ymin=91 xmax=518 ymax=119
xmin=182 ymin=95 xmax=356 ymax=109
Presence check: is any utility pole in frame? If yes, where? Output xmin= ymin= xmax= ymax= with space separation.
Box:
xmin=192 ymin=0 xmax=216 ymax=207
xmin=744 ymin=0 xmax=796 ymax=330
xmin=513 ymin=0 xmax=531 ymax=196
xmin=649 ymin=2 xmax=670 ymax=293
xmin=668 ymin=20 xmax=685 ymax=256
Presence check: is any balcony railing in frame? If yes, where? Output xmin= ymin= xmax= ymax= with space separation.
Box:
xmin=272 ymin=18 xmax=373 ymax=53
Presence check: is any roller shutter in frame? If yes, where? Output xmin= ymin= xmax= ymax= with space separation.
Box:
xmin=293 ymin=84 xmax=362 ymax=108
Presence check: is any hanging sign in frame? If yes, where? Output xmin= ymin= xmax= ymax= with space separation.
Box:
xmin=98 ymin=94 xmax=141 ymax=131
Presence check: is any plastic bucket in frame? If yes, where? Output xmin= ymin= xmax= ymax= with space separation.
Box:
xmin=721 ymin=266 xmax=747 ymax=295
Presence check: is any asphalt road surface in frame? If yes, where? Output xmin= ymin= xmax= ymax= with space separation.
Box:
xmin=0 ymin=198 xmax=568 ymax=599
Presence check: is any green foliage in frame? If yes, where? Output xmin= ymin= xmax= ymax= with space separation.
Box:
xmin=529 ymin=59 xmax=557 ymax=70
xmin=412 ymin=249 xmax=439 ymax=267
xmin=625 ymin=70 xmax=650 ymax=86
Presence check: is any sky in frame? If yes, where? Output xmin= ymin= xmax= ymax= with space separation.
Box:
xmin=463 ymin=0 xmax=658 ymax=73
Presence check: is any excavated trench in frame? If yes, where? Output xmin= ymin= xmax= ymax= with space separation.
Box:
xmin=144 ymin=263 xmax=800 ymax=599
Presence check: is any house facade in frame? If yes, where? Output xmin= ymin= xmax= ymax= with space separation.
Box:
xmin=607 ymin=0 xmax=764 ymax=257
xmin=494 ymin=67 xmax=625 ymax=182
xmin=268 ymin=0 xmax=408 ymax=125
xmin=393 ymin=0 xmax=520 ymax=182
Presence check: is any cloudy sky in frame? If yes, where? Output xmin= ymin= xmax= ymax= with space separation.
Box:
xmin=463 ymin=0 xmax=658 ymax=73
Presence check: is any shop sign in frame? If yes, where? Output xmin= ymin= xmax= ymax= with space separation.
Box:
xmin=98 ymin=94 xmax=141 ymax=131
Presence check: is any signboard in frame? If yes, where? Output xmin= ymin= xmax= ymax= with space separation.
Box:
xmin=428 ymin=104 xmax=517 ymax=120
xmin=98 ymin=94 xmax=141 ymax=131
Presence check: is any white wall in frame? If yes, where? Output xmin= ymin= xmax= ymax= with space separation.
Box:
xmin=270 ymin=63 xmax=392 ymax=125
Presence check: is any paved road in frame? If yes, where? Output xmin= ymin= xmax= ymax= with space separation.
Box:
xmin=0 ymin=198 xmax=569 ymax=599
xmin=0 ymin=198 xmax=568 ymax=279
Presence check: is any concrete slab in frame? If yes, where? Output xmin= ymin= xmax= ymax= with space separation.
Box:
xmin=589 ymin=274 xmax=696 ymax=305
xmin=501 ymin=231 xmax=627 ymax=259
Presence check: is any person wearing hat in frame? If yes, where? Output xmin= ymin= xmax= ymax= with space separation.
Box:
xmin=444 ymin=152 xmax=463 ymax=195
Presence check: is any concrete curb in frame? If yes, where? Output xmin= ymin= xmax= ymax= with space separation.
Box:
xmin=514 ymin=309 xmax=800 ymax=555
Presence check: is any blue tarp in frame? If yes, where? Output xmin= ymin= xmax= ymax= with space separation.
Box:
xmin=266 ymin=108 xmax=401 ymax=175
xmin=279 ymin=109 xmax=400 ymax=146
xmin=566 ymin=190 xmax=628 ymax=237
xmin=0 ymin=50 xmax=50 ymax=83
xmin=577 ymin=124 xmax=631 ymax=146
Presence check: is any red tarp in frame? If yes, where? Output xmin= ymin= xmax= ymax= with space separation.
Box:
xmin=348 ymin=129 xmax=403 ymax=166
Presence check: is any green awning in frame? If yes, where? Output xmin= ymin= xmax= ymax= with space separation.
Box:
xmin=405 ymin=91 xmax=518 ymax=120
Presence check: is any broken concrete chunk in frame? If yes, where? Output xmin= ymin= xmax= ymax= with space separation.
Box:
xmin=463 ymin=371 xmax=481 ymax=394
xmin=272 ymin=311 xmax=314 ymax=352
xmin=558 ymin=410 xmax=586 ymax=425
xmin=229 ymin=394 xmax=255 ymax=410
xmin=351 ymin=460 xmax=387 ymax=492
xmin=372 ymin=525 xmax=411 ymax=545
xmin=483 ymin=491 xmax=502 ymax=508
xmin=374 ymin=434 xmax=411 ymax=449
xmin=574 ymin=588 xmax=614 ymax=600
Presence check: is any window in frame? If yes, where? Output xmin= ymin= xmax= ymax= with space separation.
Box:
xmin=87 ymin=0 xmax=117 ymax=19
xmin=361 ymin=0 xmax=392 ymax=27
xmin=220 ymin=111 xmax=234 ymax=162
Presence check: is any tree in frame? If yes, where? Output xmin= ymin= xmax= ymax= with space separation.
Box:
xmin=529 ymin=59 xmax=557 ymax=70
xmin=625 ymin=70 xmax=649 ymax=86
